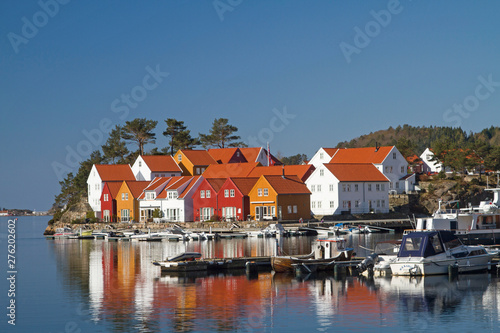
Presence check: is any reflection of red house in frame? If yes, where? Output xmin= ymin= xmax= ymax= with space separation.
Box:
xmin=192 ymin=178 xmax=226 ymax=221
xmin=100 ymin=181 xmax=122 ymax=222
xmin=218 ymin=177 xmax=258 ymax=221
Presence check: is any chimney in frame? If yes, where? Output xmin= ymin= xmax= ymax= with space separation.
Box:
xmin=375 ymin=142 xmax=379 ymax=152
xmin=282 ymin=165 xmax=285 ymax=179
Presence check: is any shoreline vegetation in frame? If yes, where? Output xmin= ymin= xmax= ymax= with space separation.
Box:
xmin=48 ymin=122 xmax=500 ymax=230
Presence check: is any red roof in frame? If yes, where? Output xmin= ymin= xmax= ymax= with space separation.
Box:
xmin=248 ymin=165 xmax=315 ymax=182
xmin=180 ymin=150 xmax=217 ymax=166
xmin=206 ymin=178 xmax=227 ymax=193
xmin=95 ymin=164 xmax=135 ymax=181
xmin=179 ymin=176 xmax=201 ymax=198
xmin=324 ymin=164 xmax=389 ymax=182
xmin=322 ymin=148 xmax=340 ymax=157
xmin=202 ymin=162 xmax=259 ymax=178
xmin=329 ymin=146 xmax=394 ymax=164
xmin=229 ymin=177 xmax=259 ymax=195
xmin=158 ymin=177 xmax=193 ymax=198
xmin=262 ymin=175 xmax=310 ymax=194
xmin=123 ymin=181 xmax=150 ymax=198
xmin=104 ymin=181 xmax=123 ymax=198
xmin=141 ymin=155 xmax=181 ymax=173
xmin=138 ymin=177 xmax=172 ymax=199
xmin=207 ymin=148 xmax=247 ymax=164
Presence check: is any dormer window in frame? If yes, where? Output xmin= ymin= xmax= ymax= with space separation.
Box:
xmin=168 ymin=191 xmax=178 ymax=199
xmin=145 ymin=192 xmax=155 ymax=200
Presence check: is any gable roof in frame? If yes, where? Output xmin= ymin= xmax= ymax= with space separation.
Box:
xmin=141 ymin=155 xmax=182 ymax=173
xmin=207 ymin=148 xmax=247 ymax=164
xmin=229 ymin=177 xmax=259 ymax=196
xmin=262 ymin=175 xmax=310 ymax=195
xmin=239 ymin=147 xmax=282 ymax=165
xmin=104 ymin=181 xmax=123 ymax=198
xmin=123 ymin=181 xmax=150 ymax=198
xmin=157 ymin=176 xmax=193 ymax=198
xmin=329 ymin=146 xmax=394 ymax=164
xmin=205 ymin=178 xmax=227 ymax=193
xmin=324 ymin=164 xmax=389 ymax=182
xmin=179 ymin=176 xmax=201 ymax=198
xmin=202 ymin=162 xmax=259 ymax=178
xmin=95 ymin=164 xmax=135 ymax=181
xmin=138 ymin=177 xmax=172 ymax=199
xmin=179 ymin=150 xmax=217 ymax=165
xmin=248 ymin=165 xmax=315 ymax=182
xmin=322 ymin=148 xmax=340 ymax=157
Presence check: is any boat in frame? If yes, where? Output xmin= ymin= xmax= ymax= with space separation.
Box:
xmin=271 ymin=237 xmax=354 ymax=273
xmin=416 ymin=188 xmax=500 ymax=245
xmin=358 ymin=240 xmax=401 ymax=276
xmin=390 ymin=230 xmax=494 ymax=276
xmin=53 ymin=227 xmax=77 ymax=239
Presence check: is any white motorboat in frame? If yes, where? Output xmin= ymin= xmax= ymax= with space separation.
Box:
xmin=390 ymin=230 xmax=493 ymax=276
xmin=417 ymin=188 xmax=500 ymax=245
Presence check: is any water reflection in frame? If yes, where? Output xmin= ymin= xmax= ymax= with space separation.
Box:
xmin=47 ymin=236 xmax=500 ymax=332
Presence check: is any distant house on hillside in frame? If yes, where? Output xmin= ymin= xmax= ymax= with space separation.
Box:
xmin=420 ymin=148 xmax=444 ymax=174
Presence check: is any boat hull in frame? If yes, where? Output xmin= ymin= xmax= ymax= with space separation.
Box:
xmin=271 ymin=250 xmax=353 ymax=273
xmin=390 ymin=254 xmax=492 ymax=276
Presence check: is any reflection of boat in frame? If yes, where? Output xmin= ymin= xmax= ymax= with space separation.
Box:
xmin=358 ymin=240 xmax=401 ymax=276
xmin=271 ymin=238 xmax=354 ymax=273
xmin=390 ymin=230 xmax=493 ymax=276
xmin=417 ymin=188 xmax=500 ymax=245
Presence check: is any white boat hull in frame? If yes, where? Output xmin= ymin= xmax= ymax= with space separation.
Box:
xmin=390 ymin=254 xmax=492 ymax=276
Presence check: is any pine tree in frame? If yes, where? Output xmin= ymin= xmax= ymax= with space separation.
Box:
xmin=102 ymin=125 xmax=129 ymax=163
xmin=121 ymin=118 xmax=158 ymax=155
xmin=199 ymin=118 xmax=247 ymax=149
xmin=163 ymin=118 xmax=199 ymax=155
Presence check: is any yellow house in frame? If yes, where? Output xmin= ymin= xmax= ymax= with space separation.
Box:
xmin=116 ymin=181 xmax=149 ymax=222
xmin=249 ymin=175 xmax=311 ymax=221
xmin=174 ymin=150 xmax=217 ymax=176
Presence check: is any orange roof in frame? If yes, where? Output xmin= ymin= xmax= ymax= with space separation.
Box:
xmin=239 ymin=147 xmax=281 ymax=165
xmin=230 ymin=177 xmax=259 ymax=195
xmin=95 ymin=164 xmax=135 ymax=181
xmin=141 ymin=155 xmax=181 ymax=173
xmin=206 ymin=178 xmax=227 ymax=193
xmin=324 ymin=164 xmax=389 ymax=182
xmin=180 ymin=150 xmax=217 ymax=166
xmin=406 ymin=154 xmax=420 ymax=163
xmin=322 ymin=148 xmax=340 ymax=157
xmin=207 ymin=148 xmax=247 ymax=164
xmin=262 ymin=175 xmax=310 ymax=194
xmin=104 ymin=181 xmax=123 ymax=198
xmin=123 ymin=181 xmax=150 ymax=198
xmin=202 ymin=162 xmax=259 ymax=178
xmin=329 ymin=146 xmax=394 ymax=164
xmin=138 ymin=177 xmax=172 ymax=199
xmin=158 ymin=177 xmax=193 ymax=198
xmin=248 ymin=165 xmax=315 ymax=182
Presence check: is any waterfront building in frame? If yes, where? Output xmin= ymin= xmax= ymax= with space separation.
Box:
xmin=173 ymin=150 xmax=217 ymax=176
xmin=192 ymin=177 xmax=226 ymax=222
xmin=116 ymin=181 xmax=150 ymax=222
xmin=202 ymin=162 xmax=259 ymax=179
xmin=131 ymin=155 xmax=182 ymax=181
xmin=99 ymin=181 xmax=122 ymax=222
xmin=217 ymin=177 xmax=258 ymax=221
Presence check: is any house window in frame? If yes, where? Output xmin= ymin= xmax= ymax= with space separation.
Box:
xmin=347 ymin=184 xmax=351 ymax=192
xmin=396 ymin=182 xmax=399 ymax=189
xmin=104 ymin=194 xmax=109 ymax=201
xmin=320 ymin=169 xmax=324 ymax=176
xmin=263 ymin=188 xmax=268 ymax=196
xmin=230 ymin=189 xmax=235 ymax=197
xmin=312 ymin=201 xmax=316 ymax=209
xmin=393 ymin=152 xmax=396 ymax=159
xmin=293 ymin=205 xmax=297 ymax=213
xmin=317 ymin=185 xmax=321 ymax=192
xmin=355 ymin=200 xmax=360 ymax=208
xmin=178 ymin=154 xmax=182 ymax=162
xmin=376 ymin=184 xmax=380 ymax=191
xmin=225 ymin=189 xmax=229 ymax=198
xmin=377 ymin=200 xmax=381 ymax=207
xmin=320 ymin=152 xmax=324 ymax=159
xmin=196 ymin=167 xmax=200 ymax=174
xmin=329 ymin=184 xmax=334 ymax=192
xmin=121 ymin=209 xmax=130 ymax=222
xmin=311 ymin=185 xmax=315 ymax=192
xmin=382 ymin=200 xmax=386 ymax=207
xmin=168 ymin=191 xmax=178 ymax=199
xmin=330 ymin=201 xmax=334 ymax=208
xmin=317 ymin=201 xmax=322 ymax=208
xmin=401 ymin=166 xmax=405 ymax=173
xmin=139 ymin=161 xmax=142 ymax=167
xmin=368 ymin=184 xmax=372 ymax=191
xmin=381 ymin=184 xmax=385 ymax=191
xmin=288 ymin=206 xmax=292 ymax=214
xmin=390 ymin=166 xmax=393 ymax=173
xmin=200 ymin=190 xmax=205 ymax=198
xmin=342 ymin=184 xmax=346 ymax=192
xmin=206 ymin=190 xmax=211 ymax=198
xmin=201 ymin=167 xmax=205 ymax=173
xmin=103 ymin=210 xmax=110 ymax=222
xmin=146 ymin=192 xmax=155 ymax=200
xmin=354 ymin=184 xmax=358 ymax=192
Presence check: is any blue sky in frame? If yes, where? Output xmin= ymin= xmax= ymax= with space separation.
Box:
xmin=1 ymin=1 xmax=500 ymax=211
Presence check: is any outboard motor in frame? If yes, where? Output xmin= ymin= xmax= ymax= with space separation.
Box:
xmin=357 ymin=253 xmax=379 ymax=274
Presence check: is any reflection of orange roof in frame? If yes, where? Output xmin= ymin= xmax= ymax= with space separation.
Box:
xmin=141 ymin=155 xmax=182 ymax=172
xmin=95 ymin=164 xmax=135 ymax=181
xmin=124 ymin=181 xmax=150 ymax=198
xmin=324 ymin=164 xmax=389 ymax=182
xmin=181 ymin=150 xmax=217 ymax=165
xmin=206 ymin=178 xmax=227 ymax=193
xmin=208 ymin=148 xmax=247 ymax=164
xmin=330 ymin=146 xmax=393 ymax=164
xmin=229 ymin=177 xmax=259 ymax=195
xmin=263 ymin=175 xmax=310 ymax=194
xmin=248 ymin=165 xmax=315 ymax=182
xmin=203 ymin=162 xmax=259 ymax=178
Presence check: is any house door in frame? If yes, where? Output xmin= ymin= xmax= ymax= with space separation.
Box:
xmin=255 ymin=206 xmax=262 ymax=221
xmin=121 ymin=209 xmax=130 ymax=222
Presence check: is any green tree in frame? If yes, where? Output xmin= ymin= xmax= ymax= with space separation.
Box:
xmin=199 ymin=118 xmax=247 ymax=149
xmin=484 ymin=146 xmax=500 ymax=172
xmin=102 ymin=125 xmax=129 ymax=163
xmin=121 ymin=118 xmax=158 ymax=155
xmin=163 ymin=118 xmax=199 ymax=155
xmin=396 ymin=137 xmax=417 ymax=159
xmin=281 ymin=154 xmax=308 ymax=165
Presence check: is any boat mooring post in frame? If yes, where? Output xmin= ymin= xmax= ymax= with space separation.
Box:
xmin=448 ymin=263 xmax=459 ymax=280
xmin=334 ymin=264 xmax=346 ymax=280
xmin=246 ymin=261 xmax=259 ymax=279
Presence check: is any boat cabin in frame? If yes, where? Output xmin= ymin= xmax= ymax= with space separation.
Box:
xmin=399 ymin=230 xmax=463 ymax=259
xmin=314 ymin=238 xmax=347 ymax=259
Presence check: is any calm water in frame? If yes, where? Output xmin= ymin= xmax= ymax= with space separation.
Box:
xmin=2 ymin=216 xmax=500 ymax=332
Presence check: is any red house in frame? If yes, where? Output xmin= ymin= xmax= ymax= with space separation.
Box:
xmin=100 ymin=181 xmax=123 ymax=222
xmin=192 ymin=178 xmax=226 ymax=221
xmin=218 ymin=177 xmax=258 ymax=221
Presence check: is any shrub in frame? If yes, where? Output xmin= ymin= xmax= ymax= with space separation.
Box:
xmin=152 ymin=208 xmax=163 ymax=218
xmin=437 ymin=171 xmax=446 ymax=180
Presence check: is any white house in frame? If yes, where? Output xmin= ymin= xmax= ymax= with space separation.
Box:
xmin=308 ymin=148 xmax=340 ymax=168
xmin=306 ymin=163 xmax=390 ymax=216
xmin=420 ymin=148 xmax=444 ymax=174
xmin=87 ymin=164 xmax=135 ymax=217
xmin=131 ymin=155 xmax=182 ymax=181
xmin=138 ymin=176 xmax=202 ymax=222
